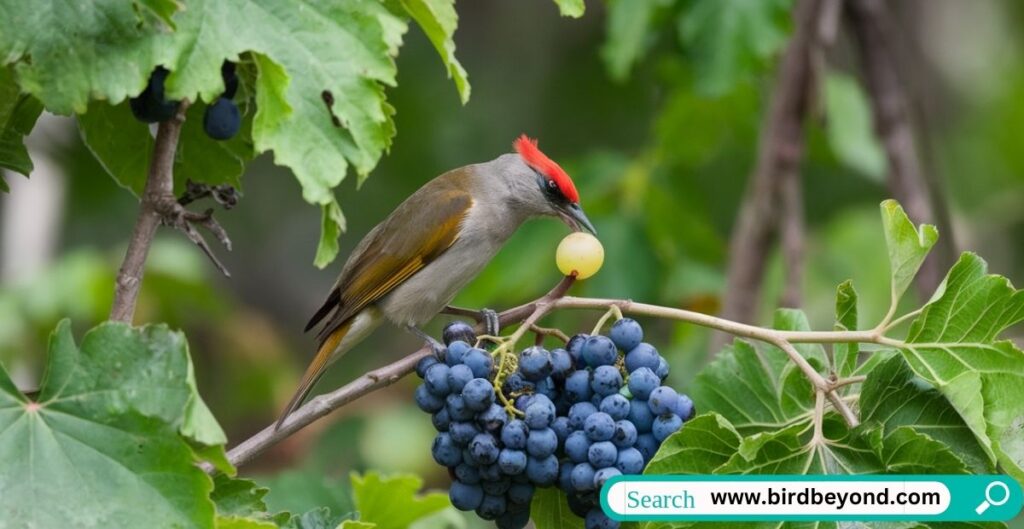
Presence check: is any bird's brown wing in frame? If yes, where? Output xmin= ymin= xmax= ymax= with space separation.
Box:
xmin=307 ymin=179 xmax=474 ymax=345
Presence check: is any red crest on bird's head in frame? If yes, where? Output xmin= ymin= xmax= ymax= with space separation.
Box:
xmin=514 ymin=134 xmax=579 ymax=204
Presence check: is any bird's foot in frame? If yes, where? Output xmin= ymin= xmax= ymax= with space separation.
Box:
xmin=406 ymin=325 xmax=446 ymax=359
xmin=480 ymin=308 xmax=500 ymax=336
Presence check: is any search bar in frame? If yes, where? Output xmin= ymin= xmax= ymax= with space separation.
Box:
xmin=599 ymin=475 xmax=1023 ymax=522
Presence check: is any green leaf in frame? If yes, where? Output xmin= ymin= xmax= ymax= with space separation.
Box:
xmin=880 ymin=199 xmax=939 ymax=307
xmin=860 ymin=355 xmax=993 ymax=473
xmin=823 ymin=72 xmax=887 ymax=181
xmin=315 ymin=198 xmax=348 ymax=269
xmin=0 ymin=320 xmax=216 ymax=528
xmin=833 ymin=280 xmax=860 ymax=380
xmin=174 ymin=99 xmax=254 ymax=191
xmin=212 ymin=475 xmax=271 ymax=518
xmin=645 ymin=413 xmax=742 ymax=474
xmin=339 ymin=522 xmax=376 ymax=529
xmin=601 ymin=0 xmax=664 ymax=81
xmin=77 ymin=101 xmax=154 ymax=194
xmin=677 ymin=0 xmax=792 ymax=95
xmin=898 ymin=252 xmax=1024 ymax=480
xmin=0 ymin=66 xmax=43 ymax=184
xmin=349 ymin=472 xmax=450 ymax=529
xmin=553 ymin=0 xmax=585 ymax=18
xmin=399 ymin=0 xmax=470 ymax=104
xmin=218 ymin=516 xmax=279 ymax=529
xmin=530 ymin=487 xmax=585 ymax=529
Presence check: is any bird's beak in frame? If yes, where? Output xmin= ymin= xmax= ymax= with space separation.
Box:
xmin=561 ymin=203 xmax=597 ymax=235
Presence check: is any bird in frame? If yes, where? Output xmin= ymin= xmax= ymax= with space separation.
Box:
xmin=276 ymin=135 xmax=596 ymax=429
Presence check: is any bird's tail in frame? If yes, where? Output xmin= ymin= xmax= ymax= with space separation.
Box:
xmin=275 ymin=320 xmax=352 ymax=431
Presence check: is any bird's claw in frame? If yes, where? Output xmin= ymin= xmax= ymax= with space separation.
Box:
xmin=427 ymin=337 xmax=446 ymax=360
xmin=481 ymin=308 xmax=500 ymax=336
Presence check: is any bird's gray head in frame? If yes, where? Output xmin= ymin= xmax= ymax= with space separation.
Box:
xmin=484 ymin=135 xmax=596 ymax=234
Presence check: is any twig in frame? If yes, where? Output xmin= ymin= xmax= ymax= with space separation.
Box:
xmin=529 ymin=324 xmax=569 ymax=344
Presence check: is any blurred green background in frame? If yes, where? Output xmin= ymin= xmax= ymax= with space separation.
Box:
xmin=1 ymin=0 xmax=1022 ymax=526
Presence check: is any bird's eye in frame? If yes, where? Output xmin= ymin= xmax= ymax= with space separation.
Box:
xmin=548 ymin=180 xmax=558 ymax=189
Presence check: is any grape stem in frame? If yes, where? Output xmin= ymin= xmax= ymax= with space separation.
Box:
xmin=218 ymin=275 xmax=919 ymax=472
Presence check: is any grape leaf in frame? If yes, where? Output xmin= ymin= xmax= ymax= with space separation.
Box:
xmin=530 ymin=487 xmax=585 ymax=529
xmin=676 ymin=0 xmax=792 ymax=95
xmin=212 ymin=476 xmax=272 ymax=518
xmin=0 ymin=320 xmax=217 ymax=528
xmin=399 ymin=0 xmax=469 ymax=103
xmin=0 ymin=66 xmax=43 ymax=186
xmin=77 ymin=101 xmax=155 ymax=194
xmin=601 ymin=0 xmax=666 ymax=81
xmin=553 ymin=0 xmax=586 ymax=18
xmin=833 ymin=280 xmax=860 ymax=380
xmin=315 ymin=198 xmax=348 ymax=269
xmin=645 ymin=413 xmax=742 ymax=475
xmin=895 ymin=252 xmax=1024 ymax=480
xmin=349 ymin=472 xmax=450 ymax=529
xmin=218 ymin=516 xmax=279 ymax=529
xmin=880 ymin=200 xmax=939 ymax=307
xmin=824 ymin=72 xmax=886 ymax=181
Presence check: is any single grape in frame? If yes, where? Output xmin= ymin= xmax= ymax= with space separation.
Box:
xmin=525 ymin=455 xmax=559 ymax=486
xmin=469 ymin=433 xmax=500 ymax=465
xmin=656 ymin=357 xmax=670 ymax=380
xmin=558 ymin=461 xmax=575 ymax=491
xmin=462 ymin=378 xmax=495 ymax=411
xmin=564 ymin=370 xmax=593 ymax=403
xmin=446 ymin=364 xmax=474 ymax=393
xmin=550 ymin=348 xmax=574 ymax=379
xmin=450 ymin=421 xmax=480 ymax=445
xmin=584 ymin=412 xmax=615 ymax=442
xmin=615 ymin=447 xmax=645 ymax=474
xmin=482 ymin=476 xmax=512 ymax=496
xmin=455 ymin=463 xmax=481 ymax=484
xmin=477 ymin=404 xmax=508 ymax=433
xmin=652 ymin=413 xmax=683 ymax=442
xmin=414 ymin=384 xmax=445 ymax=413
xmin=635 ymin=433 xmax=660 ymax=462
xmin=567 ymin=493 xmax=594 ymax=518
xmin=552 ymin=416 xmax=571 ymax=444
xmin=519 ymin=346 xmax=554 ymax=381
xmin=524 ymin=396 xmax=556 ymax=429
xmin=501 ymin=420 xmax=529 ymax=450
xmin=507 ymin=482 xmax=534 ymax=505
xmin=526 ymin=428 xmax=558 ymax=458
xmin=432 ymin=433 xmax=463 ymax=467
xmin=431 ymin=408 xmax=451 ymax=432
xmin=503 ymin=373 xmax=534 ymax=394
xmin=443 ymin=321 xmax=476 ymax=345
xmin=480 ymin=463 xmax=503 ymax=481
xmin=446 ymin=340 xmax=471 ymax=366
xmin=599 ymin=394 xmax=630 ymax=421
xmin=626 ymin=367 xmax=659 ymax=400
xmin=477 ymin=494 xmax=507 ymax=520
xmin=556 ymin=232 xmax=604 ymax=279
xmin=570 ymin=463 xmax=597 ymax=492
xmin=416 ymin=355 xmax=439 ymax=378
xmin=585 ymin=508 xmax=619 ymax=529
xmin=498 ymin=448 xmax=528 ymax=475
xmin=514 ymin=394 xmax=535 ymax=414
xmin=582 ymin=335 xmax=618 ymax=367
xmin=648 ymin=386 xmax=679 ymax=416
xmin=496 ymin=509 xmax=530 ymax=529
xmin=565 ymin=430 xmax=592 ymax=464
xmin=567 ymin=334 xmax=589 ymax=369
xmin=220 ymin=61 xmax=239 ymax=99
xmin=464 ymin=348 xmax=493 ymax=378
xmin=673 ymin=394 xmax=695 ymax=421
xmin=534 ymin=377 xmax=558 ymax=399
xmin=446 ymin=394 xmax=475 ymax=421
xmin=568 ymin=402 xmax=598 ymax=431
xmin=593 ymin=467 xmax=622 ymax=489
xmin=129 ymin=67 xmax=180 ymax=123
xmin=609 ymin=318 xmax=643 ymax=351
xmin=627 ymin=398 xmax=655 ymax=433
xmin=611 ymin=420 xmax=638 ymax=448
xmin=588 ymin=441 xmax=617 ymax=468
xmin=624 ymin=343 xmax=660 ymax=373
xmin=203 ymin=97 xmax=241 ymax=140
xmin=591 ymin=366 xmax=623 ymax=397
xmin=424 ymin=363 xmax=452 ymax=396
xmin=450 ymin=481 xmax=484 ymax=511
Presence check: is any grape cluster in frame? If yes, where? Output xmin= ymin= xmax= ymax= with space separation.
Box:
xmin=130 ymin=62 xmax=241 ymax=141
xmin=414 ymin=318 xmax=695 ymax=529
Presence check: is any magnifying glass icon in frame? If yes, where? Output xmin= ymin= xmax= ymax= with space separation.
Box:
xmin=975 ymin=481 xmax=1010 ymax=514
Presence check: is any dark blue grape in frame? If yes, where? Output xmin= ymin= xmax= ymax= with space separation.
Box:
xmin=203 ymin=97 xmax=241 ymax=140
xmin=570 ymin=462 xmax=596 ymax=492
xmin=450 ymin=481 xmax=484 ymax=511
xmin=564 ymin=370 xmax=593 ymax=403
xmin=588 ymin=441 xmax=617 ymax=468
xmin=446 ymin=394 xmax=475 ymax=421
xmin=627 ymin=398 xmax=654 ymax=432
xmin=552 ymin=416 xmax=571 ymax=444
xmin=534 ymin=377 xmax=558 ymax=399
xmin=635 ymin=433 xmax=659 ymax=462
xmin=565 ymin=430 xmax=591 ymax=464
xmin=624 ymin=343 xmax=660 ymax=373
xmin=611 ymin=420 xmax=638 ymax=448
xmin=462 ymin=378 xmax=495 ymax=411
xmin=478 ymin=403 xmax=508 ymax=433
xmin=526 ymin=428 xmax=558 ymax=458
xmin=584 ymin=412 xmax=615 ymax=442
xmin=446 ymin=340 xmax=471 ymax=366
xmin=464 ymin=348 xmax=493 ymax=378
xmin=480 ymin=463 xmax=503 ymax=481
xmin=514 ymin=394 xmax=534 ymax=413
xmin=477 ymin=494 xmax=507 ymax=520
xmin=455 ymin=463 xmax=481 ymax=484
xmin=609 ymin=318 xmax=643 ymax=351
xmin=568 ymin=402 xmax=598 ymax=431
xmin=656 ymin=357 xmax=670 ymax=380
xmin=450 ymin=421 xmax=480 ymax=445
xmin=501 ymin=420 xmax=529 ymax=450
xmin=568 ymin=493 xmax=594 ymax=518
xmin=432 ymin=433 xmax=462 ymax=467
xmin=558 ymin=460 xmax=575 ymax=491
xmin=525 ymin=455 xmax=559 ymax=486
xmin=627 ymin=367 xmax=659 ymax=400
xmin=652 ymin=413 xmax=683 ymax=441
xmin=507 ymin=482 xmax=534 ymax=505
xmin=482 ymin=476 xmax=512 ymax=496
xmin=503 ymin=373 xmax=534 ymax=394
xmin=415 ymin=384 xmax=445 ymax=413
xmin=615 ymin=447 xmax=644 ymax=474
xmin=673 ymin=394 xmax=695 ymax=421
xmin=593 ymin=467 xmax=622 ymax=489
xmin=424 ymin=363 xmax=452 ymax=396
xmin=446 ymin=364 xmax=474 ymax=393
xmin=585 ymin=508 xmax=619 ymax=529
xmin=130 ymin=67 xmax=180 ymax=123
xmin=416 ymin=355 xmax=439 ymax=378
xmin=599 ymin=394 xmax=630 ymax=421
xmin=524 ymin=395 xmax=556 ymax=429
xmin=498 ymin=448 xmax=528 ymax=475
xmin=591 ymin=366 xmax=623 ymax=397
xmin=519 ymin=346 xmax=553 ymax=381
xmin=470 ymin=433 xmax=500 ymax=465
xmin=431 ymin=408 xmax=450 ymax=431
xmin=648 ymin=386 xmax=679 ymax=415
xmin=443 ymin=321 xmax=476 ymax=345
xmin=496 ymin=509 xmax=530 ymax=529
xmin=582 ymin=335 xmax=618 ymax=367
xmin=550 ymin=348 xmax=574 ymax=379
xmin=567 ymin=333 xmax=589 ymax=369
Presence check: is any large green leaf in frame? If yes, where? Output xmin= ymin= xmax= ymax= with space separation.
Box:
xmin=896 ymin=252 xmax=1024 ymax=480
xmin=77 ymin=101 xmax=155 ymax=194
xmin=0 ymin=66 xmax=43 ymax=186
xmin=833 ymin=280 xmax=860 ymax=380
xmin=645 ymin=413 xmax=742 ymax=475
xmin=880 ymin=200 xmax=939 ymax=307
xmin=823 ymin=72 xmax=886 ymax=181
xmin=398 ymin=0 xmax=469 ymax=103
xmin=349 ymin=472 xmax=450 ymax=529
xmin=0 ymin=320 xmax=217 ymax=528
xmin=530 ymin=487 xmax=584 ymax=529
